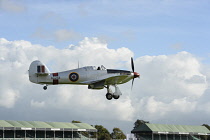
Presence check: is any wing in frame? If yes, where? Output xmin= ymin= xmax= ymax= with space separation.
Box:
xmin=81 ymin=75 xmax=133 ymax=86
xmin=104 ymin=75 xmax=132 ymax=85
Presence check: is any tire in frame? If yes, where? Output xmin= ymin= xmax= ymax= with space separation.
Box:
xmin=106 ymin=93 xmax=113 ymax=100
xmin=113 ymin=95 xmax=120 ymax=99
xmin=43 ymin=86 xmax=47 ymax=90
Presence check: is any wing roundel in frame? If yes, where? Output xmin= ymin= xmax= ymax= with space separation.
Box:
xmin=69 ymin=72 xmax=79 ymax=82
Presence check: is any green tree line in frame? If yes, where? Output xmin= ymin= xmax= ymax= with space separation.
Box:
xmin=72 ymin=120 xmax=126 ymax=140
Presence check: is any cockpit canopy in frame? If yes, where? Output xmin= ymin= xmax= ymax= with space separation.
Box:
xmin=83 ymin=65 xmax=106 ymax=71
xmin=96 ymin=65 xmax=106 ymax=70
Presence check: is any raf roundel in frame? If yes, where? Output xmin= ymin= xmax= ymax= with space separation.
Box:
xmin=69 ymin=72 xmax=79 ymax=82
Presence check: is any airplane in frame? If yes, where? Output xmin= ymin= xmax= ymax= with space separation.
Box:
xmin=28 ymin=58 xmax=140 ymax=100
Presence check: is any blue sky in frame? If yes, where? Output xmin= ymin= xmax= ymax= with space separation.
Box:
xmin=1 ymin=0 xmax=210 ymax=59
xmin=1 ymin=0 xmax=210 ymax=134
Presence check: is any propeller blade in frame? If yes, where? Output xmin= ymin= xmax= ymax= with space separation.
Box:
xmin=131 ymin=57 xmax=134 ymax=72
xmin=131 ymin=78 xmax=134 ymax=90
xmin=131 ymin=57 xmax=135 ymax=90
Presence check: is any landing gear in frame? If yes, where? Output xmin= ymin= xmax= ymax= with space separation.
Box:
xmin=105 ymin=85 xmax=121 ymax=100
xmin=113 ymin=95 xmax=120 ymax=99
xmin=43 ymin=85 xmax=48 ymax=90
xmin=105 ymin=85 xmax=113 ymax=100
xmin=106 ymin=93 xmax=113 ymax=100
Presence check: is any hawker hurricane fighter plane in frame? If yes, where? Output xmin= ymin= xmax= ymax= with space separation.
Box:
xmin=28 ymin=58 xmax=140 ymax=100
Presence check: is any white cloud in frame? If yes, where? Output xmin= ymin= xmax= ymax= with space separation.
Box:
xmin=130 ymin=52 xmax=208 ymax=122
xmin=0 ymin=89 xmax=19 ymax=108
xmin=0 ymin=37 xmax=209 ymax=132
xmin=134 ymin=52 xmax=207 ymax=99
xmin=0 ymin=37 xmax=134 ymax=121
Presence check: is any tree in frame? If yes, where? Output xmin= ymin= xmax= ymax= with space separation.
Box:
xmin=111 ymin=127 xmax=126 ymax=139
xmin=134 ymin=119 xmax=149 ymax=129
xmin=202 ymin=124 xmax=210 ymax=140
xmin=72 ymin=120 xmax=81 ymax=123
xmin=203 ymin=124 xmax=210 ymax=130
xmin=95 ymin=125 xmax=111 ymax=140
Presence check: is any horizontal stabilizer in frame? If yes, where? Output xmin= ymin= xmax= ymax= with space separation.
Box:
xmin=35 ymin=73 xmax=49 ymax=76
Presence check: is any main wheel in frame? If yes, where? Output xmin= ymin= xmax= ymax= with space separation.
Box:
xmin=106 ymin=93 xmax=113 ymax=100
xmin=113 ymin=95 xmax=120 ymax=99
xmin=43 ymin=86 xmax=47 ymax=90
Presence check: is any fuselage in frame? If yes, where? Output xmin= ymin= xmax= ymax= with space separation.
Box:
xmin=33 ymin=66 xmax=134 ymax=86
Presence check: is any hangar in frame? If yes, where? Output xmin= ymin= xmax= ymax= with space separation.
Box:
xmin=0 ymin=120 xmax=97 ymax=140
xmin=131 ymin=123 xmax=210 ymax=140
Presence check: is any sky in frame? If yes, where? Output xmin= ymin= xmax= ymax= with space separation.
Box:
xmin=0 ymin=0 xmax=210 ymax=134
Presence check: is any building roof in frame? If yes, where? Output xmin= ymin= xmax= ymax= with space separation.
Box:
xmin=0 ymin=120 xmax=96 ymax=132
xmin=131 ymin=123 xmax=210 ymax=135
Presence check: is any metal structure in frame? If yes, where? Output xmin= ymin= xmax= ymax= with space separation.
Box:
xmin=131 ymin=123 xmax=210 ymax=140
xmin=0 ymin=120 xmax=97 ymax=140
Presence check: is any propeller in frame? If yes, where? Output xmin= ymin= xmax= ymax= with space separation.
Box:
xmin=131 ymin=57 xmax=140 ymax=89
xmin=131 ymin=57 xmax=135 ymax=89
xmin=131 ymin=57 xmax=134 ymax=73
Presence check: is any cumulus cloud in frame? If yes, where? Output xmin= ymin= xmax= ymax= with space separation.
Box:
xmin=135 ymin=52 xmax=207 ymax=98
xmin=0 ymin=89 xmax=19 ymax=108
xmin=0 ymin=37 xmax=209 ymax=132
xmin=130 ymin=52 xmax=208 ymax=122
xmin=0 ymin=37 xmax=134 ymax=121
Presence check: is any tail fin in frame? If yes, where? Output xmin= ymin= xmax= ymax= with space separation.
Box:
xmin=28 ymin=60 xmax=50 ymax=83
